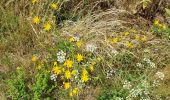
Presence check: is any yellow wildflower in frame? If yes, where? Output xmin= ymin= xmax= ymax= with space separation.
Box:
xmin=92 ymin=61 xmax=96 ymax=65
xmin=71 ymin=70 xmax=77 ymax=75
xmin=76 ymin=41 xmax=82 ymax=48
xmin=72 ymin=88 xmax=79 ymax=94
xmin=33 ymin=16 xmax=40 ymax=24
xmin=130 ymin=29 xmax=137 ymax=33
xmin=32 ymin=0 xmax=38 ymax=4
xmin=31 ymin=55 xmax=38 ymax=62
xmin=37 ymin=65 xmax=41 ymax=69
xmin=112 ymin=37 xmax=118 ymax=43
xmin=64 ymin=82 xmax=70 ymax=89
xmin=81 ymin=68 xmax=89 ymax=82
xmin=53 ymin=61 xmax=57 ymax=66
xmin=125 ymin=32 xmax=130 ymax=36
xmin=62 ymin=68 xmax=65 ymax=72
xmin=69 ymin=37 xmax=75 ymax=42
xmin=90 ymin=65 xmax=94 ymax=72
xmin=141 ymin=35 xmax=146 ymax=42
xmin=37 ymin=64 xmax=42 ymax=69
xmin=162 ymin=25 xmax=167 ymax=30
xmin=52 ymin=66 xmax=61 ymax=75
xmin=126 ymin=41 xmax=134 ymax=48
xmin=69 ymin=92 xmax=73 ymax=97
xmin=44 ymin=23 xmax=51 ymax=31
xmin=64 ymin=60 xmax=73 ymax=68
xmin=37 ymin=62 xmax=44 ymax=69
xmin=82 ymin=68 xmax=88 ymax=75
xmin=154 ymin=19 xmax=159 ymax=25
xmin=77 ymin=54 xmax=84 ymax=62
xmin=158 ymin=24 xmax=163 ymax=27
xmin=65 ymin=70 xmax=72 ymax=79
xmin=51 ymin=3 xmax=59 ymax=10
xmin=97 ymin=57 xmax=101 ymax=61
xmin=81 ymin=74 xmax=89 ymax=82
xmin=135 ymin=35 xmax=139 ymax=41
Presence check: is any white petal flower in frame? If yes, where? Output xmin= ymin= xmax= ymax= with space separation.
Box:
xmin=86 ymin=43 xmax=97 ymax=52
xmin=152 ymin=80 xmax=160 ymax=87
xmin=123 ymin=80 xmax=132 ymax=90
xmin=136 ymin=63 xmax=144 ymax=68
xmin=51 ymin=74 xmax=57 ymax=81
xmin=156 ymin=71 xmax=165 ymax=80
xmin=57 ymin=50 xmax=66 ymax=63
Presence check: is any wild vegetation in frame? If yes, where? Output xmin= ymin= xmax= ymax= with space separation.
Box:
xmin=0 ymin=0 xmax=170 ymax=100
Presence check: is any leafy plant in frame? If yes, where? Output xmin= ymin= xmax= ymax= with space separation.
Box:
xmin=6 ymin=67 xmax=30 ymax=100
xmin=57 ymin=40 xmax=74 ymax=52
xmin=32 ymin=68 xmax=54 ymax=100
xmin=151 ymin=20 xmax=170 ymax=39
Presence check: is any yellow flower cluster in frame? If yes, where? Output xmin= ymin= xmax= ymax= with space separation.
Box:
xmin=31 ymin=1 xmax=60 ymax=31
xmin=30 ymin=1 xmax=98 ymax=98
xmin=81 ymin=68 xmax=89 ymax=82
xmin=111 ymin=31 xmax=147 ymax=49
xmin=154 ymin=19 xmax=167 ymax=30
xmin=50 ymin=50 xmax=96 ymax=97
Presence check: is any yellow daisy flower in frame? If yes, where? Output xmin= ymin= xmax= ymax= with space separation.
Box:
xmin=51 ymin=3 xmax=59 ymax=10
xmin=90 ymin=65 xmax=94 ymax=72
xmin=64 ymin=82 xmax=70 ymax=89
xmin=65 ymin=70 xmax=72 ymax=79
xmin=76 ymin=41 xmax=82 ymax=48
xmin=32 ymin=0 xmax=38 ymax=4
xmin=158 ymin=24 xmax=163 ymax=27
xmin=141 ymin=35 xmax=146 ymax=42
xmin=69 ymin=92 xmax=73 ymax=97
xmin=64 ymin=60 xmax=74 ymax=68
xmin=72 ymin=88 xmax=79 ymax=94
xmin=33 ymin=16 xmax=40 ymax=24
xmin=135 ymin=35 xmax=139 ymax=41
xmin=69 ymin=37 xmax=75 ymax=42
xmin=162 ymin=25 xmax=167 ymax=30
xmin=126 ymin=41 xmax=134 ymax=48
xmin=53 ymin=61 xmax=57 ymax=66
xmin=71 ymin=70 xmax=77 ymax=75
xmin=62 ymin=68 xmax=65 ymax=72
xmin=125 ymin=32 xmax=130 ymax=36
xmin=77 ymin=54 xmax=84 ymax=62
xmin=52 ymin=66 xmax=61 ymax=75
xmin=112 ymin=37 xmax=118 ymax=43
xmin=154 ymin=19 xmax=159 ymax=25
xmin=81 ymin=74 xmax=89 ymax=82
xmin=44 ymin=23 xmax=51 ymax=31
xmin=82 ymin=68 xmax=88 ymax=75
xmin=31 ymin=55 xmax=38 ymax=62
xmin=81 ymin=68 xmax=89 ymax=82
